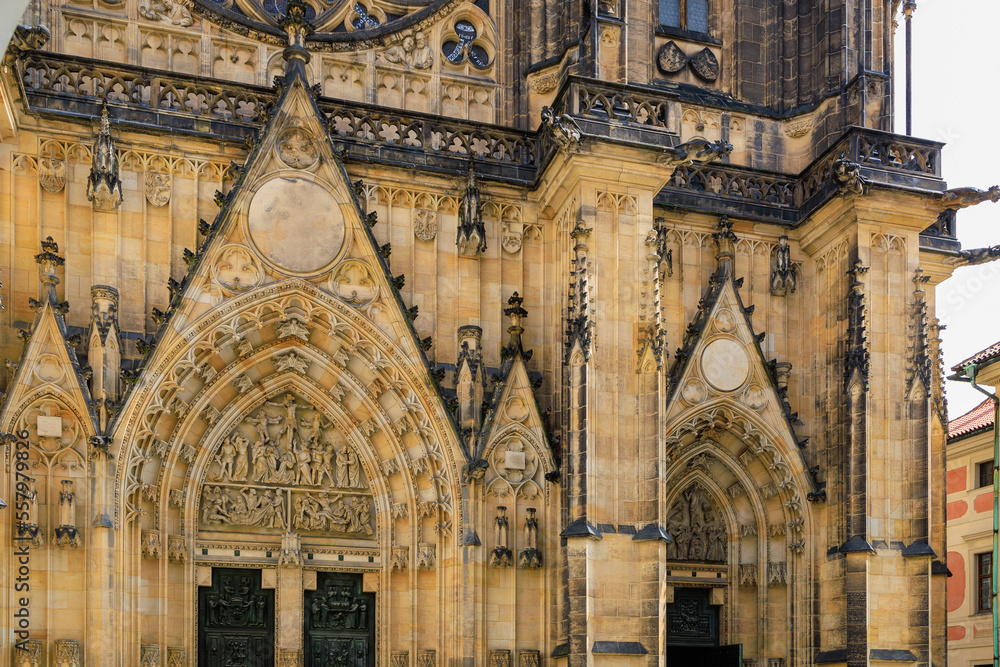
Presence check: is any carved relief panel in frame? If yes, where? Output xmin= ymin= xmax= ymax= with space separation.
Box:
xmin=199 ymin=393 xmax=375 ymax=539
xmin=665 ymin=484 xmax=727 ymax=562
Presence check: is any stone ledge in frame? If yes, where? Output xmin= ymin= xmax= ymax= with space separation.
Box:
xmin=591 ymin=642 xmax=648 ymax=655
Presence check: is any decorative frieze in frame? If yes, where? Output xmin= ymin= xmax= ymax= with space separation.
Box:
xmin=140 ymin=644 xmax=160 ymax=667
xmin=391 ymin=651 xmax=410 ymax=667
xmin=54 ymin=639 xmax=80 ymax=667
xmin=518 ymin=650 xmax=540 ymax=667
xmin=417 ymin=649 xmax=436 ymax=667
xmin=490 ymin=650 xmax=511 ymax=667
xmin=166 ymin=647 xmax=186 ymax=667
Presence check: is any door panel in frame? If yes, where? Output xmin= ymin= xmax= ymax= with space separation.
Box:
xmin=305 ymin=572 xmax=375 ymax=667
xmin=666 ymin=588 xmax=718 ymax=647
xmin=199 ymin=568 xmax=275 ymax=667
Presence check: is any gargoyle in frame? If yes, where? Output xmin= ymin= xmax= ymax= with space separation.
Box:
xmin=934 ymin=185 xmax=1000 ymax=210
xmin=659 ymin=138 xmax=733 ymax=171
xmin=540 ymin=106 xmax=582 ymax=152
xmin=832 ymin=153 xmax=867 ymax=197
xmin=949 ymin=244 xmax=1000 ymax=267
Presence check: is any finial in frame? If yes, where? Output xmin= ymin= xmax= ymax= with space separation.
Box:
xmin=87 ymin=104 xmax=123 ymax=211
xmin=279 ymin=0 xmax=315 ymax=68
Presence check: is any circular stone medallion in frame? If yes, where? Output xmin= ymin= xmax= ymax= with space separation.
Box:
xmin=247 ymin=177 xmax=345 ymax=274
xmin=700 ymin=338 xmax=749 ymax=392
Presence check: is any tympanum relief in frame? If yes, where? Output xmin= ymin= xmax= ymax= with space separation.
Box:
xmin=200 ymin=393 xmax=375 ymax=538
xmin=665 ymin=485 xmax=727 ymax=562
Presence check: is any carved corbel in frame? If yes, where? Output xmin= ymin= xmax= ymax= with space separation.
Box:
xmin=54 ymin=480 xmax=82 ymax=548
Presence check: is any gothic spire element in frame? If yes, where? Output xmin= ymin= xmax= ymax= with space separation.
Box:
xmin=86 ymin=106 xmax=123 ymax=211
xmin=89 ymin=285 xmax=121 ymax=428
xmin=503 ymin=291 xmax=528 ymax=355
xmin=770 ymin=235 xmax=798 ymax=296
xmin=279 ymin=0 xmax=315 ymax=75
xmin=457 ymin=163 xmax=486 ymax=257
xmin=565 ymin=218 xmax=593 ymax=363
xmin=639 ymin=217 xmax=670 ymax=371
xmin=844 ymin=259 xmax=870 ymax=391
xmin=907 ymin=268 xmax=932 ymax=397
xmin=712 ymin=215 xmax=737 ymax=279
xmin=455 ymin=325 xmax=485 ymax=436
xmin=929 ymin=318 xmax=948 ymax=425
xmin=34 ymin=236 xmax=64 ymax=303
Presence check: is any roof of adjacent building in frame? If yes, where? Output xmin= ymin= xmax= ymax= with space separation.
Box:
xmin=949 ymin=396 xmax=997 ymax=441
xmin=953 ymin=339 xmax=1000 ymax=373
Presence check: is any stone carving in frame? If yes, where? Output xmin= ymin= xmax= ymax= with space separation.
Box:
xmin=145 ymin=172 xmax=171 ymax=207
xmin=202 ymin=404 xmax=221 ymax=427
xmin=277 ymin=126 xmax=319 ymax=169
xmin=832 ymin=153 xmax=867 ymax=197
xmin=142 ymin=530 xmax=162 ymax=559
xmin=486 ymin=434 xmax=541 ymax=500
xmin=274 ymin=350 xmax=310 ymax=374
xmin=17 ymin=479 xmax=44 ymax=548
xmin=167 ymin=647 xmax=186 ymax=667
xmin=382 ymin=458 xmax=400 ymax=477
xmin=382 ymin=31 xmax=433 ymax=69
xmin=501 ymin=220 xmax=523 ymax=253
xmin=519 ymin=651 xmax=540 ymax=667
xmin=139 ymin=0 xmax=194 ymax=26
xmin=689 ymin=48 xmax=720 ymax=81
xmin=767 ymin=562 xmax=787 ymax=586
xmin=413 ymin=209 xmax=437 ymax=242
xmin=278 ymin=649 xmax=303 ymax=667
xmin=15 ymin=640 xmax=42 ymax=667
xmin=167 ymin=535 xmax=187 ymax=562
xmin=934 ymin=184 xmax=1000 ymax=210
xmin=331 ymin=260 xmax=380 ymax=306
xmin=233 ymin=375 xmax=254 ymax=393
xmin=680 ymin=378 xmax=708 ymax=404
xmin=416 ymin=543 xmax=436 ymax=570
xmin=540 ymin=106 xmax=582 ymax=152
xmin=457 ymin=165 xmax=487 ymax=257
xmin=417 ymin=649 xmax=436 ymax=667
xmin=770 ymin=236 xmax=797 ymax=296
xmin=742 ymin=384 xmax=767 ymax=411
xmin=200 ymin=393 xmax=373 ymax=536
xmin=783 ymin=118 xmax=813 ymax=138
xmin=953 ymin=244 xmax=1000 ymax=267
xmin=39 ymin=158 xmax=65 ymax=193
xmin=391 ymin=651 xmax=410 ymax=667
xmin=390 ymin=502 xmax=408 ymax=519
xmin=489 ymin=505 xmax=513 ymax=567
xmin=54 ymin=640 xmax=80 ymax=667
xmin=87 ymin=107 xmax=123 ymax=210
xmin=54 ymin=480 xmax=81 ymax=548
xmin=211 ymin=245 xmax=264 ymax=295
xmin=491 ymin=650 xmax=512 ymax=667
xmin=527 ymin=71 xmax=559 ymax=94
xmin=390 ymin=546 xmax=409 ymax=571
xmin=140 ymin=644 xmax=160 ymax=667
xmin=659 ymin=137 xmax=733 ymax=170
xmin=738 ymin=564 xmax=757 ymax=587
xmin=664 ymin=485 xmax=727 ymax=562
xmin=657 ymin=41 xmax=687 ymax=74
xmin=278 ymin=531 xmax=302 ymax=566
xmin=276 ymin=316 xmax=311 ymax=341
xmin=168 ymin=489 xmax=184 ymax=508
xmin=519 ymin=507 xmax=542 ymax=569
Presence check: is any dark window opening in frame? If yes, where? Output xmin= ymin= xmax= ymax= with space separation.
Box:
xmin=978 ymin=551 xmax=993 ymax=614
xmin=978 ymin=460 xmax=994 ymax=489
xmin=659 ymin=0 xmax=709 ymax=33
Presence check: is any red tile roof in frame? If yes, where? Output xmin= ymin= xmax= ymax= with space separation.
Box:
xmin=949 ymin=396 xmax=997 ymax=441
xmin=953 ymin=339 xmax=1000 ymax=373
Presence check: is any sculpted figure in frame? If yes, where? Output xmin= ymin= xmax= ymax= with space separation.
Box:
xmin=832 ymin=153 xmax=867 ymax=197
xmin=336 ymin=445 xmax=358 ymax=488
xmin=232 ymin=435 xmax=249 ymax=481
xmin=935 ymin=184 xmax=1000 ymax=210
xmin=383 ymin=36 xmax=413 ymax=65
xmin=410 ymin=32 xmax=433 ymax=69
xmin=353 ymin=499 xmax=374 ymax=535
xmin=139 ymin=0 xmax=194 ymax=27
xmin=311 ymin=441 xmax=335 ymax=487
xmin=954 ymin=244 xmax=1000 ymax=266
xmin=217 ymin=437 xmax=237 ymax=480
xmin=294 ymin=442 xmax=314 ymax=486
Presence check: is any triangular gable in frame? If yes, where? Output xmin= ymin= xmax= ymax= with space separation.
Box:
xmin=477 ymin=294 xmax=555 ymax=483
xmin=113 ymin=27 xmax=458 ymax=445
xmin=663 ymin=218 xmax=815 ymax=492
xmin=2 ymin=298 xmax=99 ymax=436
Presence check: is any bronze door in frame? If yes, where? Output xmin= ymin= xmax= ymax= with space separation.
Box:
xmin=199 ymin=568 xmax=275 ymax=667
xmin=305 ymin=572 xmax=375 ymax=667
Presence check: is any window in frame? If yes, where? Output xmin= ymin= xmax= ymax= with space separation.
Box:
xmin=978 ymin=460 xmax=995 ymax=488
xmin=659 ymin=0 xmax=709 ymax=34
xmin=978 ymin=552 xmax=993 ymax=613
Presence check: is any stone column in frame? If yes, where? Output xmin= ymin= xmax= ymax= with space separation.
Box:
xmin=276 ymin=532 xmax=304 ymax=665
xmin=87 ymin=436 xmax=116 ymax=667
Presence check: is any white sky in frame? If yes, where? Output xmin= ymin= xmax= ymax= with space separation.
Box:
xmin=899 ymin=0 xmax=1000 ymax=420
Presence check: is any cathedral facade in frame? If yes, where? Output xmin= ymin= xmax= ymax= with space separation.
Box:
xmin=0 ymin=0 xmax=984 ymax=665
